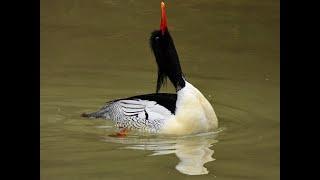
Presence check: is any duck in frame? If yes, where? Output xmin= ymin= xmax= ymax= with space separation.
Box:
xmin=82 ymin=1 xmax=218 ymax=136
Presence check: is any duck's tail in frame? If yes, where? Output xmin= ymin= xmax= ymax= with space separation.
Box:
xmin=81 ymin=101 xmax=114 ymax=119
xmin=81 ymin=110 xmax=107 ymax=119
xmin=81 ymin=112 xmax=95 ymax=118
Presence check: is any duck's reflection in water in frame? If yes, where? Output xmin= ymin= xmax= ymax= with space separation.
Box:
xmin=103 ymin=130 xmax=221 ymax=175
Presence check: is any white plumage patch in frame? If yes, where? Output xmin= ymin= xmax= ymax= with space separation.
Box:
xmin=160 ymin=81 xmax=218 ymax=135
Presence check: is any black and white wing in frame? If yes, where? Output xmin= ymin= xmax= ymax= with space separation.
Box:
xmin=82 ymin=93 xmax=177 ymax=132
xmin=106 ymin=93 xmax=177 ymax=132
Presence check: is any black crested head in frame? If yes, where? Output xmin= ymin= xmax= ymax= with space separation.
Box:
xmin=150 ymin=29 xmax=185 ymax=93
xmin=149 ymin=1 xmax=186 ymax=93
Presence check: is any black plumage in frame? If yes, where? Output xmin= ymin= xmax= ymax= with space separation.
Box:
xmin=113 ymin=93 xmax=177 ymax=114
xmin=150 ymin=30 xmax=185 ymax=93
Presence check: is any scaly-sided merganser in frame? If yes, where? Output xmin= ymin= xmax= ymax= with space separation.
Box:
xmin=82 ymin=2 xmax=218 ymax=135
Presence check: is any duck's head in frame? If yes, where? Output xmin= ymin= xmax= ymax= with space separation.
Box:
xmin=150 ymin=1 xmax=185 ymax=93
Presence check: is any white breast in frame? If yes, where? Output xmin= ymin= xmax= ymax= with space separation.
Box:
xmin=160 ymin=81 xmax=218 ymax=135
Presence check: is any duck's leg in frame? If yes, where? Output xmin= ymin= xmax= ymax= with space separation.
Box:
xmin=109 ymin=128 xmax=129 ymax=138
xmin=116 ymin=128 xmax=129 ymax=137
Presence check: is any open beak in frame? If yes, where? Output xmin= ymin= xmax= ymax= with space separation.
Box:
xmin=160 ymin=1 xmax=167 ymax=35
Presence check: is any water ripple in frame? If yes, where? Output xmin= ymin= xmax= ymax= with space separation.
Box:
xmin=102 ymin=129 xmax=222 ymax=175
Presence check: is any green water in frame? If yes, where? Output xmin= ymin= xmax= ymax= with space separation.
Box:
xmin=40 ymin=0 xmax=279 ymax=179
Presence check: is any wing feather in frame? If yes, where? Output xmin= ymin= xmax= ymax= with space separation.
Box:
xmin=98 ymin=93 xmax=177 ymax=132
xmin=116 ymin=99 xmax=172 ymax=122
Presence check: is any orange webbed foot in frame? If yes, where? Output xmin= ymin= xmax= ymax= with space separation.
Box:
xmin=109 ymin=128 xmax=129 ymax=138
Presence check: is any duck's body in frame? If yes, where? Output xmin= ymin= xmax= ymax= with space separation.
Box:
xmin=83 ymin=81 xmax=218 ymax=135
xmin=82 ymin=2 xmax=218 ymax=135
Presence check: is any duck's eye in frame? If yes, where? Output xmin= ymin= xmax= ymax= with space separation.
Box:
xmin=155 ymin=36 xmax=160 ymax=40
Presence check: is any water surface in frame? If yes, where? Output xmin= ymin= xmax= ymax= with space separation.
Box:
xmin=41 ymin=0 xmax=279 ymax=179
